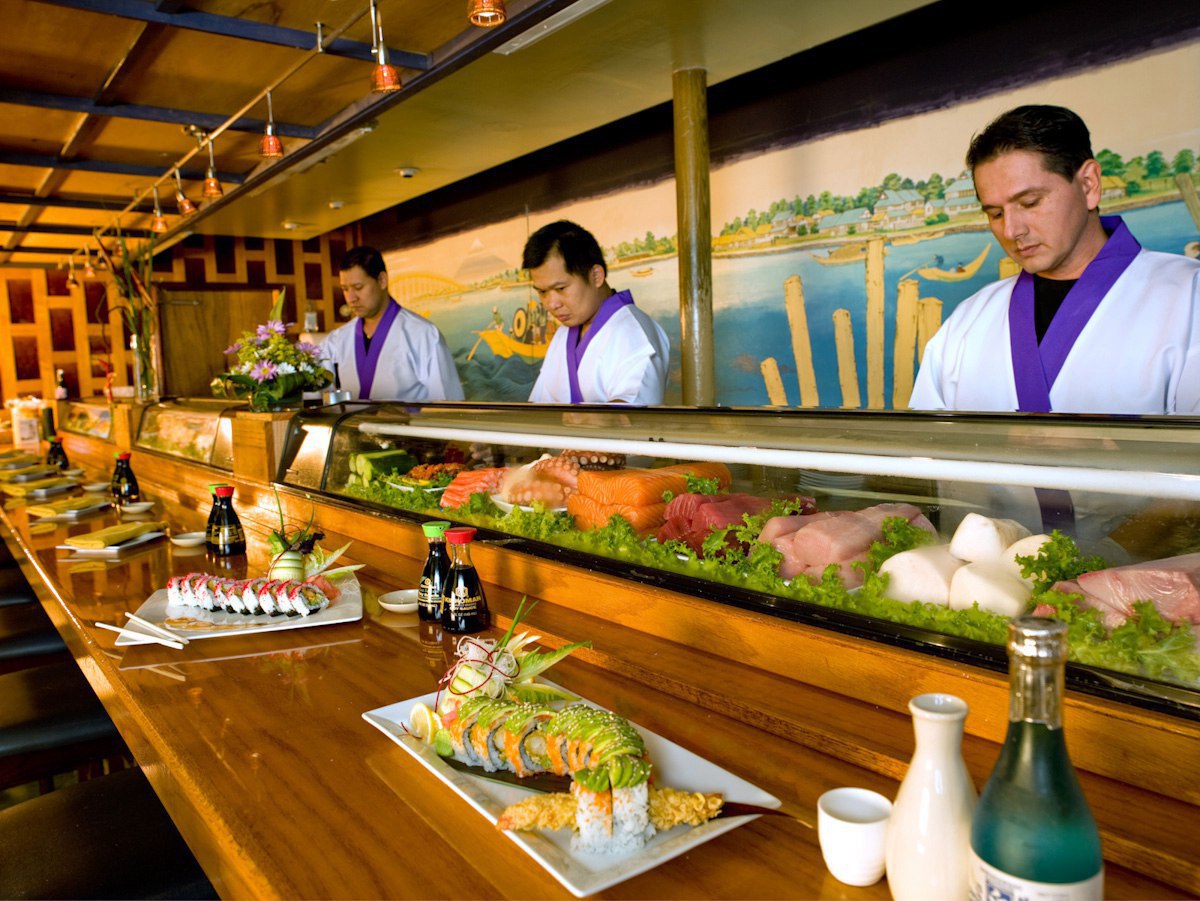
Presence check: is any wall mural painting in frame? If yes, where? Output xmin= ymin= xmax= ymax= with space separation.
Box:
xmin=383 ymin=42 xmax=1200 ymax=408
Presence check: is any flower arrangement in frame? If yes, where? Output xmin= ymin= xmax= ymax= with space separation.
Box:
xmin=211 ymin=290 xmax=332 ymax=411
xmin=108 ymin=234 xmax=161 ymax=402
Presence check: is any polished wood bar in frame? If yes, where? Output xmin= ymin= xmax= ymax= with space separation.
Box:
xmin=1 ymin=432 xmax=1194 ymax=899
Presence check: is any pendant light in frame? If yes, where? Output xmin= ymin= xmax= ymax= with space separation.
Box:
xmin=151 ymin=185 xmax=169 ymax=234
xmin=468 ymin=0 xmax=507 ymax=26
xmin=173 ymin=167 xmax=197 ymax=216
xmin=202 ymin=139 xmax=224 ymax=199
xmin=83 ymin=247 xmax=95 ymax=279
xmin=370 ymin=0 xmax=402 ymax=93
xmin=260 ymin=91 xmax=284 ymax=159
xmin=66 ymin=257 xmax=79 ymax=288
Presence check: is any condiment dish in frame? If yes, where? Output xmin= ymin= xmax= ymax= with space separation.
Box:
xmin=119 ymin=501 xmax=155 ymax=514
xmin=378 ymin=589 xmax=419 ymax=614
xmin=83 ymin=482 xmax=110 ymax=492
xmin=169 ymin=531 xmax=207 ymax=548
xmin=62 ymin=468 xmax=85 ymax=477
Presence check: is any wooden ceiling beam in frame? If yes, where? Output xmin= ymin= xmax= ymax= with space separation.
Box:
xmin=0 ymin=223 xmax=152 ymax=237
xmin=0 ymin=151 xmax=244 ymax=183
xmin=31 ymin=0 xmax=430 ymax=69
xmin=0 ymin=191 xmax=154 ymax=212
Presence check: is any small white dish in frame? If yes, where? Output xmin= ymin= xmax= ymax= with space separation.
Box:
xmin=169 ymin=531 xmax=206 ymax=548
xmin=378 ymin=589 xmax=419 ymax=614
xmin=83 ymin=482 xmax=110 ymax=492
xmin=119 ymin=501 xmax=155 ymax=514
xmin=62 ymin=468 xmax=85 ymax=477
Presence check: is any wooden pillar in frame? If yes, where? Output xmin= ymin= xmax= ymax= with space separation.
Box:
xmin=672 ymin=67 xmax=714 ymax=406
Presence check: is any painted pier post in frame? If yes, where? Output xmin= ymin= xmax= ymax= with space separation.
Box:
xmin=784 ymin=275 xmax=820 ymax=407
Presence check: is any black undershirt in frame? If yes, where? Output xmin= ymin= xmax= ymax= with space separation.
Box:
xmin=1032 ymin=275 xmax=1076 ymax=344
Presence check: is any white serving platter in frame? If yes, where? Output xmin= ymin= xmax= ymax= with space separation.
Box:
xmin=385 ymin=480 xmax=447 ymax=494
xmin=57 ymin=530 xmax=165 ymax=558
xmin=490 ymin=494 xmax=567 ymax=515
xmin=362 ymin=690 xmax=780 ymax=897
xmin=116 ymin=575 xmax=363 ymax=645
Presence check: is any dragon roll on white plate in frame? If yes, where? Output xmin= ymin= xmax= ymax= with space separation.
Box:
xmin=165 ymin=573 xmax=331 ymax=617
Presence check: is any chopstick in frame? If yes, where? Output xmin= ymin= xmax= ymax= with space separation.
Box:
xmin=126 ymin=611 xmax=190 ymax=645
xmin=93 ymin=621 xmax=185 ymax=650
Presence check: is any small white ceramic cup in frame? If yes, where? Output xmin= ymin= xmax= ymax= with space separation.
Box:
xmin=817 ymin=787 xmax=892 ymax=887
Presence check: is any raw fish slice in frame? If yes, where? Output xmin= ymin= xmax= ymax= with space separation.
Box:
xmin=693 ymin=494 xmax=775 ymax=531
xmin=949 ymin=513 xmax=1032 ymax=563
xmin=788 ymin=512 xmax=880 ymax=586
xmin=1050 ymin=579 xmax=1128 ymax=629
xmin=653 ymin=461 xmax=733 ymax=490
xmin=576 ymin=468 xmax=688 ymax=507
xmin=881 ymin=544 xmax=963 ymax=605
xmin=761 ymin=511 xmax=837 ymax=547
xmin=567 ymin=494 xmax=667 ymax=535
xmin=1075 ymin=552 xmax=1200 ymax=624
xmin=949 ymin=561 xmax=1032 ymax=616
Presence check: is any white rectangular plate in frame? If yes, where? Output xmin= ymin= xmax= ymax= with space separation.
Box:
xmin=116 ymin=575 xmax=363 ymax=645
xmin=363 ymin=691 xmax=780 ymax=897
xmin=57 ymin=530 xmax=164 ymax=557
xmin=35 ymin=501 xmax=110 ymax=521
xmin=28 ymin=482 xmax=79 ymax=498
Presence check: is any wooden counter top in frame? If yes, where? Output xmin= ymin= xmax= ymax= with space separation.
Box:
xmin=2 ymin=444 xmax=1192 ymax=899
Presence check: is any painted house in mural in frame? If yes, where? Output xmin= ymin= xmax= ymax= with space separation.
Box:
xmin=943 ymin=174 xmax=981 ymax=217
xmin=876 ymin=189 xmax=926 ymax=231
xmin=818 ymin=208 xmax=872 ymax=236
xmin=1101 ymin=175 xmax=1128 ymax=201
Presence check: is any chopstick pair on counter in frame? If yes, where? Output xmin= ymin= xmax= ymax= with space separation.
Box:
xmin=95 ymin=612 xmax=189 ymax=650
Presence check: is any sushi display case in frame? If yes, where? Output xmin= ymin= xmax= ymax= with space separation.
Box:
xmin=134 ymin=398 xmax=240 ymax=470
xmin=279 ymin=401 xmax=1200 ymax=719
xmin=60 ymin=401 xmax=113 ymax=440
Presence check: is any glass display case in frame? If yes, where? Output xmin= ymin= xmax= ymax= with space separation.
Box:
xmin=280 ymin=402 xmax=1200 ymax=718
xmin=60 ymin=401 xmax=113 ymax=440
xmin=135 ymin=398 xmax=240 ymax=470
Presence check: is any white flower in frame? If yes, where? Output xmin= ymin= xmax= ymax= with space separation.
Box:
xmin=276 ymin=362 xmax=296 ymax=375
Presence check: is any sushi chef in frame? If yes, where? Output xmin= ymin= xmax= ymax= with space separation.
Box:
xmin=322 ymin=246 xmax=464 ymax=402
xmin=910 ymin=105 xmax=1200 ymax=414
xmin=524 ymin=220 xmax=670 ymax=404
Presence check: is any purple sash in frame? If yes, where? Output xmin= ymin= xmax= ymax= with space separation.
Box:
xmin=1007 ymin=216 xmax=1140 ymax=412
xmin=566 ymin=290 xmax=634 ymax=404
xmin=354 ymin=299 xmax=400 ymax=398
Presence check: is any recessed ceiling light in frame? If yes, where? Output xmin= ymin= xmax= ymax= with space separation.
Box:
xmin=328 ymin=200 xmax=344 ymax=209
xmin=282 ymin=221 xmax=301 ymax=230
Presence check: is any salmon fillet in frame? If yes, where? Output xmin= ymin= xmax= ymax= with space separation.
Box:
xmin=567 ymin=493 xmax=667 ymax=535
xmin=655 ymin=461 xmax=733 ymax=489
xmin=440 ymin=467 xmax=505 ymax=509
xmin=576 ymin=469 xmax=688 ymax=507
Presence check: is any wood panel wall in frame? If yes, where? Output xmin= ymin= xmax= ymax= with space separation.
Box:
xmin=0 ymin=229 xmax=358 ymax=408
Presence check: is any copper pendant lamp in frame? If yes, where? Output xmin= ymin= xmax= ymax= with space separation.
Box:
xmin=260 ymin=91 xmax=284 ymax=159
xmin=173 ymin=167 xmax=197 ymax=216
xmin=202 ymin=139 xmax=223 ymax=199
xmin=468 ymin=0 xmax=507 ymax=27
xmin=370 ymin=0 xmax=402 ymax=93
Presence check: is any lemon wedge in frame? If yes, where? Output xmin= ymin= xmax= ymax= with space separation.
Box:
xmin=408 ymin=702 xmax=442 ymax=742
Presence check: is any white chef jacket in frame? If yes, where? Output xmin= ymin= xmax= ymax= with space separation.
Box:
xmin=321 ymin=303 xmax=464 ymax=402
xmin=909 ymin=250 xmax=1200 ymax=414
xmin=529 ymin=303 xmax=670 ymax=405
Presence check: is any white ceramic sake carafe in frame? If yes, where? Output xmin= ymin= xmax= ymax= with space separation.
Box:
xmin=885 ymin=693 xmax=977 ymax=901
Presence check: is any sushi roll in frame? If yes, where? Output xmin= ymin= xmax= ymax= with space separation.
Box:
xmin=219 ymin=578 xmax=246 ymax=614
xmin=166 ymin=574 xmax=188 ymax=607
xmin=497 ymin=705 xmax=555 ymax=777
xmin=466 ymin=700 xmax=516 ymax=772
xmin=256 ymin=579 xmax=283 ymax=615
xmin=175 ymin=572 xmax=206 ymax=607
xmin=273 ymin=580 xmax=300 ymax=616
xmin=445 ymin=697 xmax=490 ymax=767
xmin=195 ymin=576 xmax=222 ymax=611
xmin=286 ymin=581 xmax=329 ymax=617
xmin=569 ymin=779 xmax=613 ymax=854
xmin=241 ymin=578 xmax=269 ymax=615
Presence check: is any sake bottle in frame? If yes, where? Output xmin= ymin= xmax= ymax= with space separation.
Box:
xmin=969 ymin=616 xmax=1103 ymax=901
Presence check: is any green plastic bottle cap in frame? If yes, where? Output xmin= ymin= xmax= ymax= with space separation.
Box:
xmin=422 ymin=520 xmax=451 ymax=538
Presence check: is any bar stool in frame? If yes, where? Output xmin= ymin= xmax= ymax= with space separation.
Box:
xmin=0 ymin=601 xmax=68 ymax=676
xmin=0 ymin=659 xmax=128 ymax=793
xmin=0 ymin=565 xmax=40 ymax=607
xmin=0 ymin=765 xmax=218 ymax=900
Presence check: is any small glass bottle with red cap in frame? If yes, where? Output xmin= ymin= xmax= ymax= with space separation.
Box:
xmin=441 ymin=526 xmax=489 ymax=634
xmin=209 ymin=486 xmax=246 ymax=556
xmin=110 ymin=451 xmax=140 ymax=505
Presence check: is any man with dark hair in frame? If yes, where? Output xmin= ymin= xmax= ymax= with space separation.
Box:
xmin=523 ymin=220 xmax=670 ymax=404
xmin=321 ymin=245 xmax=464 ymax=401
xmin=910 ymin=105 xmax=1199 ymax=413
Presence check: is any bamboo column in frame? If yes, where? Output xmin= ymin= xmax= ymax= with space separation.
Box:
xmin=833 ymin=308 xmax=861 ymax=409
xmin=784 ymin=275 xmax=819 ymax=407
xmin=760 ymin=358 xmax=787 ymax=405
xmin=916 ymin=296 xmax=943 ymax=364
xmin=892 ymin=278 xmax=920 ymax=409
xmin=672 ymin=66 xmax=714 ymax=406
xmin=864 ymin=236 xmax=886 ymax=408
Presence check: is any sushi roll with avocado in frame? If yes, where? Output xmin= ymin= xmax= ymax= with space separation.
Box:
xmin=495 ymin=704 xmax=555 ymax=777
xmin=242 ymin=578 xmax=269 ymax=615
xmin=218 ymin=578 xmax=246 ymax=614
xmin=286 ymin=581 xmax=330 ymax=617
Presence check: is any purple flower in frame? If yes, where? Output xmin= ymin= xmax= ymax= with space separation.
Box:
xmin=256 ymin=320 xmax=288 ymax=341
xmin=294 ymin=342 xmax=320 ymax=356
xmin=223 ymin=342 xmax=242 ymax=355
xmin=250 ymin=361 xmax=278 ymax=383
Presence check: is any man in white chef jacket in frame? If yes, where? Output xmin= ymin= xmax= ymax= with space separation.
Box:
xmin=910 ymin=105 xmax=1200 ymax=415
xmin=322 ymin=246 xmax=464 ymax=402
xmin=524 ymin=220 xmax=670 ymax=405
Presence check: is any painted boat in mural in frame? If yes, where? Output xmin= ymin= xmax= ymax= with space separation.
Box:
xmin=632 ymin=268 xmax=655 ymax=277
xmin=917 ymin=244 xmax=991 ymax=282
xmin=890 ymin=230 xmax=945 ymax=246
xmin=810 ymin=243 xmax=888 ymax=266
xmin=471 ymin=329 xmax=549 ymax=361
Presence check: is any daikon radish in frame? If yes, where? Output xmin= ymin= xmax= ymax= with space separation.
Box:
xmin=880 ymin=544 xmax=962 ymax=605
xmin=949 ymin=513 xmax=1032 ymax=563
xmin=948 ymin=561 xmax=1032 ymax=617
xmin=1001 ymin=534 xmax=1052 ymax=586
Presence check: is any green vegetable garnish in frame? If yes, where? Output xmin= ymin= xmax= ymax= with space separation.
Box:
xmin=1015 ymin=530 xmax=1108 ymax=593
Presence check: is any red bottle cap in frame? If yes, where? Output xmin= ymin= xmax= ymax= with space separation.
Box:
xmin=444 ymin=526 xmax=476 ymax=545
xmin=214 ymin=486 xmax=235 ymax=498
xmin=115 ymin=452 xmax=131 ymax=460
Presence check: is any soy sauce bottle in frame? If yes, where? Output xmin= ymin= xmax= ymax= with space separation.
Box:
xmin=110 ymin=452 xmax=140 ymax=506
xmin=441 ymin=526 xmax=489 ymax=634
xmin=204 ymin=483 xmax=229 ymax=552
xmin=417 ymin=520 xmax=452 ymax=622
xmin=45 ymin=435 xmax=69 ymax=471
xmin=209 ymin=486 xmax=246 ymax=556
